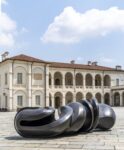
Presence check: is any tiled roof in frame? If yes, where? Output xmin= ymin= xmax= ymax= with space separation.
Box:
xmin=49 ymin=62 xmax=119 ymax=71
xmin=3 ymin=54 xmax=123 ymax=72
xmin=7 ymin=54 xmax=46 ymax=63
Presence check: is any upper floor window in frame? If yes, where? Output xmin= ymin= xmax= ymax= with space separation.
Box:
xmin=5 ymin=73 xmax=8 ymax=85
xmin=17 ymin=96 xmax=23 ymax=106
xmin=35 ymin=95 xmax=41 ymax=105
xmin=17 ymin=73 xmax=23 ymax=84
xmin=116 ymin=79 xmax=119 ymax=86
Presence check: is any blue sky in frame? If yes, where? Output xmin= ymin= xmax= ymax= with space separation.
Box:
xmin=1 ymin=0 xmax=124 ymax=68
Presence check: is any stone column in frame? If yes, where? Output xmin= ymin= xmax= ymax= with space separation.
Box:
xmin=28 ymin=63 xmax=32 ymax=107
xmin=62 ymin=72 xmax=65 ymax=89
xmin=73 ymin=92 xmax=76 ymax=102
xmin=101 ymin=94 xmax=104 ymax=104
xmin=51 ymin=94 xmax=54 ymax=108
xmin=73 ymin=70 xmax=76 ymax=92
xmin=83 ymin=73 xmax=86 ymax=89
xmin=63 ymin=93 xmax=66 ymax=106
xmin=46 ymin=65 xmax=50 ymax=107
xmin=93 ymin=74 xmax=95 ymax=89
xmin=8 ymin=62 xmax=13 ymax=111
xmin=51 ymin=72 xmax=54 ymax=89
xmin=120 ymin=91 xmax=123 ymax=106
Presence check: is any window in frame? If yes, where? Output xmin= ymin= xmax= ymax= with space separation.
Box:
xmin=17 ymin=73 xmax=23 ymax=84
xmin=5 ymin=73 xmax=8 ymax=85
xmin=116 ymin=79 xmax=119 ymax=86
xmin=35 ymin=95 xmax=41 ymax=105
xmin=17 ymin=96 xmax=23 ymax=106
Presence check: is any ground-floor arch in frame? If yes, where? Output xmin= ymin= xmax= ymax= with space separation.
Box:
xmin=114 ymin=92 xmax=120 ymax=106
xmin=76 ymin=92 xmax=83 ymax=101
xmin=49 ymin=93 xmax=52 ymax=107
xmin=95 ymin=93 xmax=101 ymax=103
xmin=104 ymin=93 xmax=110 ymax=105
xmin=54 ymin=92 xmax=63 ymax=109
xmin=66 ymin=92 xmax=73 ymax=104
xmin=122 ymin=92 xmax=124 ymax=106
xmin=86 ymin=92 xmax=93 ymax=100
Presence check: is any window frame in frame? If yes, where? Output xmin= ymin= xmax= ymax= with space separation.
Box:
xmin=17 ymin=73 xmax=23 ymax=84
xmin=35 ymin=95 xmax=41 ymax=105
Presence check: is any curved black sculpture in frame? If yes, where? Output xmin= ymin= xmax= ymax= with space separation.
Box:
xmin=14 ymin=99 xmax=116 ymax=138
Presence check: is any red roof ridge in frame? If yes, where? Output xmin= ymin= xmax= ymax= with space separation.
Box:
xmin=2 ymin=54 xmax=123 ymax=72
xmin=7 ymin=54 xmax=46 ymax=63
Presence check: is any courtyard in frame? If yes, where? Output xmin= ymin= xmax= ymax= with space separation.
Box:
xmin=0 ymin=107 xmax=123 ymax=150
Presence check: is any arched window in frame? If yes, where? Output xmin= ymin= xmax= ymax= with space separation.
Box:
xmin=65 ymin=73 xmax=73 ymax=85
xmin=95 ymin=74 xmax=101 ymax=86
xmin=86 ymin=74 xmax=93 ymax=86
xmin=104 ymin=75 xmax=111 ymax=86
xmin=76 ymin=73 xmax=83 ymax=86
xmin=54 ymin=72 xmax=62 ymax=86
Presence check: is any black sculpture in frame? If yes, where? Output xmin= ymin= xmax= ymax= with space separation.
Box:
xmin=14 ymin=99 xmax=116 ymax=138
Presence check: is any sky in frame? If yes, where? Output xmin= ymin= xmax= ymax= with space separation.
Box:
xmin=0 ymin=0 xmax=124 ymax=68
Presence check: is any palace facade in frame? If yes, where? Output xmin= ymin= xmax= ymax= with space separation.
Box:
xmin=0 ymin=54 xmax=124 ymax=111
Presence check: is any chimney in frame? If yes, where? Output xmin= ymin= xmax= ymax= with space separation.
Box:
xmin=92 ymin=61 xmax=98 ymax=66
xmin=116 ymin=65 xmax=122 ymax=70
xmin=88 ymin=61 xmax=92 ymax=65
xmin=70 ymin=60 xmax=75 ymax=64
xmin=1 ymin=51 xmax=9 ymax=61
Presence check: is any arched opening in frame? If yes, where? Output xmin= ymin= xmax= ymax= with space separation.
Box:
xmin=86 ymin=92 xmax=93 ymax=100
xmin=104 ymin=75 xmax=111 ymax=87
xmin=49 ymin=93 xmax=52 ymax=106
xmin=54 ymin=72 xmax=62 ymax=86
xmin=95 ymin=93 xmax=101 ymax=103
xmin=114 ymin=92 xmax=120 ymax=106
xmin=76 ymin=73 xmax=83 ymax=86
xmin=76 ymin=92 xmax=83 ymax=101
xmin=66 ymin=92 xmax=73 ymax=104
xmin=122 ymin=92 xmax=124 ymax=106
xmin=86 ymin=74 xmax=93 ymax=86
xmin=65 ymin=72 xmax=73 ymax=86
xmin=49 ymin=73 xmax=51 ymax=86
xmin=104 ymin=93 xmax=110 ymax=105
xmin=95 ymin=74 xmax=101 ymax=86
xmin=54 ymin=92 xmax=62 ymax=108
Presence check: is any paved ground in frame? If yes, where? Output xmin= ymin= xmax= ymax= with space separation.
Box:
xmin=0 ymin=107 xmax=123 ymax=150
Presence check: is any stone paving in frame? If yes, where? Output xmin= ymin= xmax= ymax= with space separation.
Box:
xmin=0 ymin=107 xmax=124 ymax=150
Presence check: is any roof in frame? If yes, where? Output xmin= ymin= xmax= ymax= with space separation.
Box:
xmin=5 ymin=54 xmax=46 ymax=63
xmin=2 ymin=54 xmax=124 ymax=72
xmin=49 ymin=61 xmax=121 ymax=71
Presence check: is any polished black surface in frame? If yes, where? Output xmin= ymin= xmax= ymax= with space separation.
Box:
xmin=97 ymin=104 xmax=116 ymax=130
xmin=14 ymin=99 xmax=116 ymax=138
xmin=66 ymin=102 xmax=86 ymax=133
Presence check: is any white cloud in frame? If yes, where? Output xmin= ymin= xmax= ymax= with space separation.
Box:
xmin=0 ymin=0 xmax=16 ymax=48
xmin=41 ymin=6 xmax=124 ymax=44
